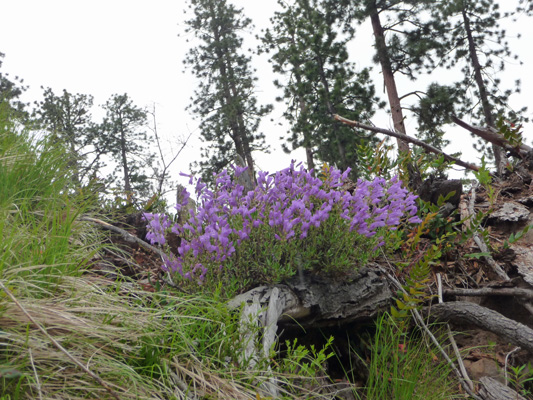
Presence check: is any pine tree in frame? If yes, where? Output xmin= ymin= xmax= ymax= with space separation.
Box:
xmin=0 ymin=52 xmax=28 ymax=120
xmin=101 ymin=93 xmax=155 ymax=200
xmin=183 ymin=0 xmax=271 ymax=183
xmin=333 ymin=0 xmax=440 ymax=185
xmin=261 ymin=0 xmax=379 ymax=176
xmin=425 ymin=0 xmax=529 ymax=174
xmin=35 ymin=88 xmax=102 ymax=184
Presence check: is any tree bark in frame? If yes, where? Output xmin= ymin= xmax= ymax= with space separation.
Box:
xmin=368 ymin=3 xmax=409 ymax=154
xmin=479 ymin=377 xmax=526 ymax=400
xmin=462 ymin=8 xmax=507 ymax=175
xmin=118 ymin=113 xmax=132 ymax=195
xmin=429 ymin=301 xmax=533 ymax=354
xmin=228 ymin=267 xmax=393 ymax=329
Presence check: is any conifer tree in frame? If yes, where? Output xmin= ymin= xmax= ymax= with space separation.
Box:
xmin=424 ymin=0 xmax=529 ymax=174
xmin=101 ymin=93 xmax=155 ymax=199
xmin=0 ymin=52 xmax=28 ymax=120
xmin=333 ymin=0 xmax=439 ymax=185
xmin=183 ymin=0 xmax=271 ymax=183
xmin=261 ymin=0 xmax=379 ymax=176
xmin=35 ymin=88 xmax=102 ymax=184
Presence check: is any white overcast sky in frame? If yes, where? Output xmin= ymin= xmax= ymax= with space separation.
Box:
xmin=1 ymin=0 xmax=532 ymax=191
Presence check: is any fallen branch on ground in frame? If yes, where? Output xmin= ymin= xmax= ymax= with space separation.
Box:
xmin=80 ymin=215 xmax=190 ymax=293
xmin=430 ymin=301 xmax=533 ymax=354
xmin=444 ymin=287 xmax=533 ymax=300
xmin=466 ymin=183 xmax=510 ymax=281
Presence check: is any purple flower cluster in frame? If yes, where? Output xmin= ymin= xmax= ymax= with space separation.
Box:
xmin=144 ymin=162 xmax=421 ymax=283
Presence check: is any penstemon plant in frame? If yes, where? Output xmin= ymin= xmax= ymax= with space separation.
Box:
xmin=144 ymin=162 xmax=421 ymax=293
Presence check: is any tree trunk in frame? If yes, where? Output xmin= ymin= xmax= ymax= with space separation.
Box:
xmin=295 ymin=71 xmax=315 ymax=173
xmin=118 ymin=115 xmax=131 ymax=195
xmin=462 ymin=8 xmax=507 ymax=175
xmin=368 ymin=3 xmax=409 ymax=155
xmin=315 ymin=53 xmax=348 ymax=168
xmin=208 ymin=3 xmax=252 ymax=178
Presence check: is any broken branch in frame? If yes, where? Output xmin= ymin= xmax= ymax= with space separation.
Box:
xmin=451 ymin=116 xmax=532 ymax=156
xmin=334 ymin=114 xmax=481 ymax=172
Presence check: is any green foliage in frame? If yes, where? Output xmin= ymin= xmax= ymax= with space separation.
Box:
xmin=101 ymin=93 xmax=156 ymax=201
xmin=0 ymin=53 xmax=28 ymax=121
xmin=392 ymin=192 xmax=460 ymax=325
xmin=355 ymin=139 xmax=399 ymax=181
xmin=508 ymin=362 xmax=533 ymax=398
xmin=496 ymin=116 xmax=524 ymax=150
xmin=503 ymin=224 xmax=533 ymax=249
xmin=34 ymin=87 xmax=104 ymax=185
xmin=260 ymin=0 xmax=379 ymax=176
xmin=359 ymin=313 xmax=455 ymax=400
xmin=184 ymin=0 xmax=271 ymax=182
xmin=279 ymin=336 xmax=334 ymax=393
xmin=414 ymin=83 xmax=457 ymax=150
xmin=473 ymin=157 xmax=497 ymax=206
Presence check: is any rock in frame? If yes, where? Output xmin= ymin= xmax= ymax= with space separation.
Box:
xmin=464 ymin=358 xmax=505 ymax=384
xmin=488 ymin=202 xmax=530 ymax=223
xmin=418 ymin=178 xmax=463 ymax=206
xmin=511 ymin=245 xmax=533 ymax=286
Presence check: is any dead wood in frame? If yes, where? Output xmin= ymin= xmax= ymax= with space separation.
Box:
xmin=80 ymin=216 xmax=168 ymax=260
xmin=451 ymin=116 xmax=533 ymax=156
xmin=228 ymin=267 xmax=392 ymax=328
xmin=465 ymin=182 xmax=510 ymax=281
xmin=429 ymin=301 xmax=533 ymax=354
xmin=444 ymin=287 xmax=533 ymax=300
xmin=333 ymin=114 xmax=481 ymax=172
xmin=478 ymin=376 xmax=527 ymax=400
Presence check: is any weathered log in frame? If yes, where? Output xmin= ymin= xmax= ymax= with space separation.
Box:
xmin=429 ymin=302 xmax=533 ymax=354
xmin=228 ymin=267 xmax=392 ymax=328
xmin=444 ymin=287 xmax=533 ymax=300
xmin=478 ymin=376 xmax=526 ymax=400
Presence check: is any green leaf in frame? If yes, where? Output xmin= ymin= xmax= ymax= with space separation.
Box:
xmin=464 ymin=252 xmax=491 ymax=259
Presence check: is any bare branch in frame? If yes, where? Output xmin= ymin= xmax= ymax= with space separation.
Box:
xmin=444 ymin=287 xmax=533 ymax=300
xmin=333 ymin=114 xmax=481 ymax=172
xmin=451 ymin=116 xmax=532 ymax=156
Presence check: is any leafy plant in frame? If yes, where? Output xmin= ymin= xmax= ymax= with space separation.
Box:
xmin=508 ymin=362 xmax=533 ymax=398
xmin=503 ymin=224 xmax=533 ymax=248
xmin=358 ymin=313 xmax=455 ymax=400
xmin=145 ymin=162 xmax=421 ymax=296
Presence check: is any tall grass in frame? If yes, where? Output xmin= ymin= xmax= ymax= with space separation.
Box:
xmin=360 ymin=313 xmax=457 ymax=400
xmin=0 ymin=105 xmax=99 ymax=289
xmin=0 ymin=104 xmax=332 ymax=399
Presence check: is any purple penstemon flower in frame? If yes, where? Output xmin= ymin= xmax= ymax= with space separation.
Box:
xmin=144 ymin=162 xmax=420 ymax=284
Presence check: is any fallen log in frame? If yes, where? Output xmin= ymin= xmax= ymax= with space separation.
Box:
xmin=228 ymin=267 xmax=393 ymax=328
xmin=429 ymin=301 xmax=533 ymax=354
xmin=478 ymin=376 xmax=526 ymax=400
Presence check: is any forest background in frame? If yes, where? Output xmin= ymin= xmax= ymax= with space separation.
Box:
xmin=1 ymin=0 xmax=533 ymax=202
